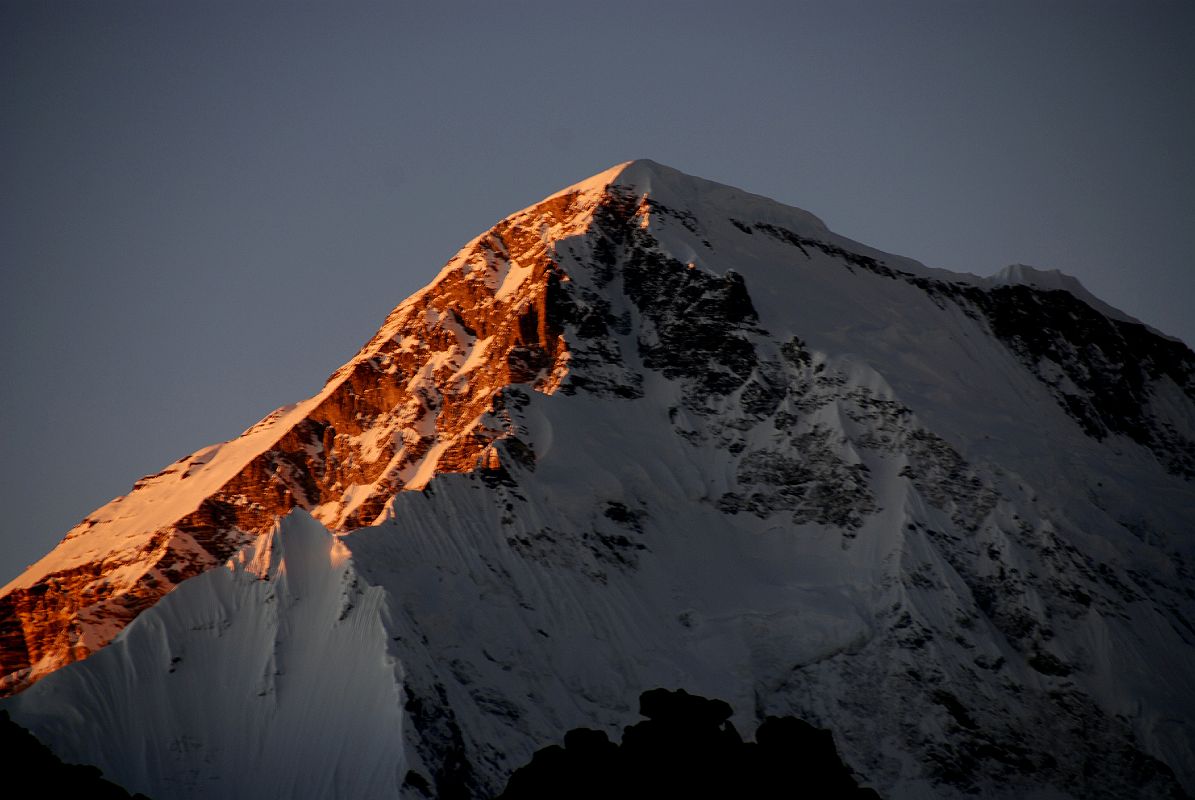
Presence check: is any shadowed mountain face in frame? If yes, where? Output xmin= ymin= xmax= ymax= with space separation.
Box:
xmin=499 ymin=689 xmax=881 ymax=800
xmin=2 ymin=161 xmax=1192 ymax=799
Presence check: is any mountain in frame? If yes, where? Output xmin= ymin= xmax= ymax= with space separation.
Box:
xmin=2 ymin=160 xmax=1193 ymax=799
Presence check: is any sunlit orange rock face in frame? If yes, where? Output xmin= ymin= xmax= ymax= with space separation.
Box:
xmin=0 ymin=181 xmax=612 ymax=696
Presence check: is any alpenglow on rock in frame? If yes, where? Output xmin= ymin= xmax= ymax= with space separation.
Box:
xmin=2 ymin=161 xmax=1193 ymax=799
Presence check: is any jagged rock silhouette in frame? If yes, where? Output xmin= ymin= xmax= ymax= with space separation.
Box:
xmin=500 ymin=688 xmax=881 ymax=799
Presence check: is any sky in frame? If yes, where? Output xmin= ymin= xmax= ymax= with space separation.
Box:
xmin=2 ymin=0 xmax=1192 ymax=584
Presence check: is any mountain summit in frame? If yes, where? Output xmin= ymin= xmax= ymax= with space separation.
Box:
xmin=3 ymin=161 xmax=1193 ymax=799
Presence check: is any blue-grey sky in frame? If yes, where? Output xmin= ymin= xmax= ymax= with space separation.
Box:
xmin=2 ymin=0 xmax=1192 ymax=583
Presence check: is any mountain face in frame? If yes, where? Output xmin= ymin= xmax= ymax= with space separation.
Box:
xmin=0 ymin=169 xmax=588 ymax=693
xmin=3 ymin=160 xmax=1193 ymax=799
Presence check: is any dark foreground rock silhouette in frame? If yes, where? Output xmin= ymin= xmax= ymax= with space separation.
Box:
xmin=0 ymin=710 xmax=150 ymax=798
xmin=500 ymin=688 xmax=881 ymax=799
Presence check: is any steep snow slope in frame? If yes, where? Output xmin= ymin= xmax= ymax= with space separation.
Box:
xmin=4 ymin=160 xmax=1193 ymax=798
xmin=6 ymin=512 xmax=405 ymax=799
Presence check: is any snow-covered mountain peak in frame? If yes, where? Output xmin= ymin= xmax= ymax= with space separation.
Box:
xmin=612 ymin=158 xmax=833 ymax=235
xmin=992 ymin=262 xmax=1074 ymax=287
xmin=990 ymin=262 xmax=1145 ymax=326
xmin=3 ymin=161 xmax=1194 ymax=799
